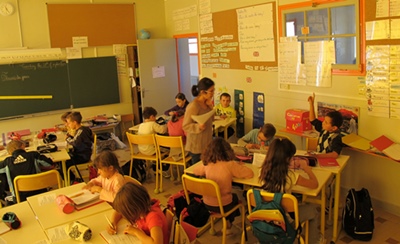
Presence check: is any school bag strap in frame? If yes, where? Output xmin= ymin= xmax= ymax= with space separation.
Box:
xmin=253 ymin=189 xmax=283 ymax=209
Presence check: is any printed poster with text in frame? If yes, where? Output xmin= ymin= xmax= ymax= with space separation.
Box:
xmin=253 ymin=92 xmax=265 ymax=129
xmin=234 ymin=89 xmax=245 ymax=138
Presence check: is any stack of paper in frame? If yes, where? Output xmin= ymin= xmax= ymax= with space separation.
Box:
xmin=67 ymin=190 xmax=102 ymax=210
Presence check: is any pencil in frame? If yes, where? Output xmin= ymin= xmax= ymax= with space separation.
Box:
xmin=105 ymin=215 xmax=115 ymax=231
xmin=69 ymin=192 xmax=84 ymax=198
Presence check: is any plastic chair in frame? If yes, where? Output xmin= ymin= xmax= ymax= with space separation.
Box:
xmin=155 ymin=134 xmax=192 ymax=193
xmin=14 ymin=170 xmax=62 ymax=203
xmin=123 ymin=175 xmax=142 ymax=185
xmin=164 ymin=208 xmax=177 ymax=244
xmin=181 ymin=174 xmax=245 ymax=244
xmin=67 ymin=133 xmax=97 ymax=185
xmin=126 ymin=132 xmax=167 ymax=193
xmin=120 ymin=114 xmax=134 ymax=141
xmin=245 ymin=189 xmax=308 ymax=244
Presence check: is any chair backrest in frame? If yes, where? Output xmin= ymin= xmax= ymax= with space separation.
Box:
xmin=121 ymin=114 xmax=134 ymax=124
xmin=126 ymin=133 xmax=158 ymax=157
xmin=155 ymin=134 xmax=185 ymax=158
xmin=123 ymin=175 xmax=142 ymax=185
xmin=181 ymin=174 xmax=224 ymax=214
xmin=164 ymin=208 xmax=176 ymax=243
xmin=246 ymin=189 xmax=300 ymax=229
xmin=92 ymin=133 xmax=97 ymax=159
xmin=14 ymin=170 xmax=62 ymax=203
xmin=306 ymin=137 xmax=318 ymax=151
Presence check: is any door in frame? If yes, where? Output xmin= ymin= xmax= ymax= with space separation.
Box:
xmin=137 ymin=39 xmax=179 ymax=116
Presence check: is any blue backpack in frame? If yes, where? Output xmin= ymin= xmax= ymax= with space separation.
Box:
xmin=249 ymin=189 xmax=298 ymax=244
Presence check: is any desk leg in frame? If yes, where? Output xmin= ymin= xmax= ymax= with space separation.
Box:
xmin=224 ymin=127 xmax=228 ymax=140
xmin=320 ymin=185 xmax=326 ymax=238
xmin=332 ymin=173 xmax=341 ymax=242
xmin=62 ymin=160 xmax=68 ymax=187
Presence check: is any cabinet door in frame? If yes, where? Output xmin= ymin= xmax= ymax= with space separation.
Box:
xmin=137 ymin=39 xmax=179 ymax=116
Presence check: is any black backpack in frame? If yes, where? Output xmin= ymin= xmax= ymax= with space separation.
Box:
xmin=122 ymin=159 xmax=147 ymax=183
xmin=343 ymin=188 xmax=374 ymax=241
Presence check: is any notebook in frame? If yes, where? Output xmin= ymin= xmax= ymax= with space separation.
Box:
xmin=99 ymin=223 xmax=141 ymax=244
xmin=318 ymin=158 xmax=340 ymax=167
xmin=67 ymin=190 xmax=103 ymax=210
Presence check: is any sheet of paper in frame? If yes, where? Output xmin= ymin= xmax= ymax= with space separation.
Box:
xmin=342 ymin=134 xmax=371 ymax=151
xmin=383 ymin=144 xmax=400 ymax=161
xmin=370 ymin=135 xmax=394 ymax=151
xmin=47 ymin=225 xmax=70 ymax=243
xmin=100 ymin=229 xmax=140 ymax=244
xmin=0 ymin=222 xmax=10 ymax=235
xmin=252 ymin=153 xmax=266 ymax=167
xmin=191 ymin=109 xmax=215 ymax=124
xmin=37 ymin=193 xmax=56 ymax=206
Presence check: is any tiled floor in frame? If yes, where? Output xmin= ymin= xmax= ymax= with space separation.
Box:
xmin=115 ymin=146 xmax=400 ymax=244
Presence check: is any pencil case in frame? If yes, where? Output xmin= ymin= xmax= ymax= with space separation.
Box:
xmin=66 ymin=221 xmax=92 ymax=241
xmin=56 ymin=195 xmax=75 ymax=214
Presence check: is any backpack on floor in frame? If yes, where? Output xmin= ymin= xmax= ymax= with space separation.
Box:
xmin=248 ymin=189 xmax=298 ymax=244
xmin=122 ymin=160 xmax=147 ymax=183
xmin=343 ymin=188 xmax=374 ymax=241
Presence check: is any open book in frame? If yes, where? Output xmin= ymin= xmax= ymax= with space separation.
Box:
xmin=67 ymin=190 xmax=103 ymax=210
xmin=370 ymin=135 xmax=400 ymax=161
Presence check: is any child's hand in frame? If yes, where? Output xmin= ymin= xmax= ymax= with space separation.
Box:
xmin=220 ymin=114 xmax=227 ymax=119
xmin=307 ymin=93 xmax=315 ymax=104
xmin=168 ymin=111 xmax=175 ymax=116
xmin=107 ymin=224 xmax=117 ymax=235
xmin=124 ymin=224 xmax=141 ymax=236
xmin=82 ymin=182 xmax=94 ymax=190
xmin=89 ymin=186 xmax=102 ymax=194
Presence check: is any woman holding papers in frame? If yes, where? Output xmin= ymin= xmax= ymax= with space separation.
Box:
xmin=183 ymin=77 xmax=215 ymax=165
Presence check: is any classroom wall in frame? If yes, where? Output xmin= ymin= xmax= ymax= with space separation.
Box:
xmin=164 ymin=0 xmax=400 ymax=215
xmin=0 ymin=0 xmax=166 ymax=133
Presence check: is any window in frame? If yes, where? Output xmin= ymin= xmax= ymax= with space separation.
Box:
xmin=188 ymin=38 xmax=198 ymax=54
xmin=279 ymin=0 xmax=364 ymax=75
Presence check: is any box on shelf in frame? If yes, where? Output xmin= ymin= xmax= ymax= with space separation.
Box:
xmin=285 ymin=109 xmax=312 ymax=132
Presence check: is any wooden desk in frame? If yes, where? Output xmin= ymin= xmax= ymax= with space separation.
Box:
xmin=213 ymin=117 xmax=236 ymax=140
xmin=91 ymin=122 xmax=119 ymax=136
xmin=27 ymin=183 xmax=112 ymax=230
xmin=0 ymin=201 xmax=49 ymax=243
xmin=184 ymin=161 xmax=332 ymax=237
xmin=44 ymin=149 xmax=71 ymax=186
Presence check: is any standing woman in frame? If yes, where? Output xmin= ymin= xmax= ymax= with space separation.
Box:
xmin=183 ymin=77 xmax=215 ymax=165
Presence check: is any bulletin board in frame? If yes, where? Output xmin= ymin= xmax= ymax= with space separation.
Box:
xmin=364 ymin=0 xmax=400 ymax=46
xmin=47 ymin=4 xmax=136 ymax=48
xmin=200 ymin=2 xmax=277 ymax=70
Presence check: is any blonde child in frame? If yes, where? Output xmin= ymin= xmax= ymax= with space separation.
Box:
xmin=214 ymin=93 xmax=236 ymax=138
xmin=259 ymin=138 xmax=322 ymax=244
xmin=193 ymin=138 xmax=254 ymax=234
xmin=82 ymin=150 xmax=124 ymax=203
xmin=237 ymin=123 xmax=276 ymax=149
xmin=107 ymin=182 xmax=169 ymax=244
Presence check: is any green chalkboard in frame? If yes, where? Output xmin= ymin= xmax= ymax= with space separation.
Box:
xmin=0 ymin=57 xmax=120 ymax=119
xmin=68 ymin=57 xmax=120 ymax=108
xmin=0 ymin=61 xmax=71 ymax=118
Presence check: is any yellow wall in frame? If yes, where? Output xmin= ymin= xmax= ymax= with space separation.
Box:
xmin=0 ymin=0 xmax=166 ymax=132
xmin=164 ymin=0 xmax=400 ymax=215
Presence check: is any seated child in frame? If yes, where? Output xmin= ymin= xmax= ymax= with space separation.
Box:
xmin=308 ymin=93 xmax=343 ymax=158
xmin=82 ymin=150 xmax=124 ymax=203
xmin=138 ymin=107 xmax=169 ymax=177
xmin=107 ymin=182 xmax=169 ymax=244
xmin=214 ymin=93 xmax=236 ymax=138
xmin=259 ymin=138 xmax=322 ymax=244
xmin=164 ymin=93 xmax=189 ymax=116
xmin=237 ymin=123 xmax=276 ymax=149
xmin=64 ymin=111 xmax=94 ymax=181
xmin=58 ymin=111 xmax=74 ymax=135
xmin=0 ymin=140 xmax=54 ymax=202
xmin=167 ymin=110 xmax=186 ymax=144
xmin=193 ymin=138 xmax=254 ymax=234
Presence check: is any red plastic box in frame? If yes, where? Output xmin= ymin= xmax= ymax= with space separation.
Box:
xmin=285 ymin=109 xmax=312 ymax=132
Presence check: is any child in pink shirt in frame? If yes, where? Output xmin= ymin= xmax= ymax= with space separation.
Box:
xmin=193 ymin=138 xmax=254 ymax=233
xmin=82 ymin=150 xmax=125 ymax=203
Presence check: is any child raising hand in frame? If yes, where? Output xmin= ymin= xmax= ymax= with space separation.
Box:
xmin=82 ymin=150 xmax=124 ymax=203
